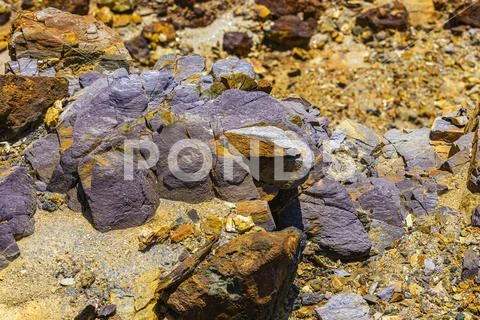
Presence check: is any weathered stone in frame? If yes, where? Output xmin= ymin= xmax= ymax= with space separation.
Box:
xmin=430 ymin=117 xmax=464 ymax=143
xmin=78 ymin=144 xmax=160 ymax=232
xmin=211 ymin=56 xmax=256 ymax=81
xmin=165 ymin=228 xmax=303 ymax=320
xmin=472 ymin=206 xmax=480 ymax=227
xmin=223 ymin=32 xmax=253 ymax=57
xmin=44 ymin=0 xmax=90 ymax=15
xmin=462 ymin=248 xmax=480 ymax=280
xmin=236 ymin=200 xmax=276 ymax=231
xmin=357 ymin=1 xmax=409 ymax=31
xmin=0 ymin=1 xmax=10 ymax=26
xmin=276 ymin=177 xmax=372 ymax=260
xmin=97 ymin=0 xmax=135 ymax=13
xmin=10 ymin=9 xmax=131 ymax=72
xmin=0 ymin=166 xmax=36 ymax=269
xmin=0 ymin=75 xmax=68 ymax=140
xmin=25 ymin=133 xmax=61 ymax=185
xmin=266 ymin=15 xmax=316 ymax=48
xmin=255 ymin=0 xmax=321 ymax=18
xmin=125 ymin=35 xmax=150 ymax=62
xmin=383 ymin=128 xmax=440 ymax=172
xmin=337 ymin=119 xmax=381 ymax=156
xmin=315 ymin=294 xmax=370 ymax=320
xmin=357 ymin=178 xmax=407 ymax=227
xmin=142 ymin=21 xmax=176 ymax=44
xmin=445 ymin=2 xmax=480 ymax=28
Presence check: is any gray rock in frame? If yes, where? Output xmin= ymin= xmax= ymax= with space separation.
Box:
xmin=383 ymin=128 xmax=440 ymax=172
xmin=211 ymin=56 xmax=256 ymax=81
xmin=473 ymin=206 xmax=480 ymax=227
xmin=5 ymin=58 xmax=38 ymax=76
xmin=315 ymin=294 xmax=370 ymax=320
xmin=376 ymin=285 xmax=395 ymax=301
xmin=301 ymin=293 xmax=325 ymax=306
xmin=336 ymin=119 xmax=381 ymax=155
xmin=277 ymin=177 xmax=372 ymax=260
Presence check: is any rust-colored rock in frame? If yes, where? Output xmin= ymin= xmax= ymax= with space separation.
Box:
xmin=236 ymin=200 xmax=276 ymax=231
xmin=165 ymin=228 xmax=303 ymax=320
xmin=356 ymin=1 xmax=409 ymax=31
xmin=223 ymin=32 xmax=253 ymax=57
xmin=0 ymin=75 xmax=68 ymax=140
xmin=266 ymin=15 xmax=316 ymax=48
xmin=10 ymin=8 xmax=131 ymax=72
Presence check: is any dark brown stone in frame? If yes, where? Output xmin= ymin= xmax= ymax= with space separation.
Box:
xmin=356 ymin=1 xmax=409 ymax=31
xmin=223 ymin=32 xmax=253 ymax=57
xmin=266 ymin=15 xmax=316 ymax=48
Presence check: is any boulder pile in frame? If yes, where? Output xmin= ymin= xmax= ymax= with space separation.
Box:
xmin=0 ymin=6 xmax=480 ymax=319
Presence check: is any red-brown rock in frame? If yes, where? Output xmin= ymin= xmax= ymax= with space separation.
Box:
xmin=165 ymin=228 xmax=303 ymax=320
xmin=0 ymin=75 xmax=68 ymax=140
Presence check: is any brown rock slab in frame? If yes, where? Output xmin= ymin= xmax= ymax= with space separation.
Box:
xmin=0 ymin=75 xmax=68 ymax=140
xmin=165 ymin=228 xmax=303 ymax=320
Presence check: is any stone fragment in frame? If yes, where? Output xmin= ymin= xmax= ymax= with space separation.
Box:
xmin=276 ymin=177 xmax=372 ymax=260
xmin=0 ymin=1 xmax=10 ymax=26
xmin=97 ymin=304 xmax=116 ymax=318
xmin=472 ymin=205 xmax=480 ymax=227
xmin=142 ymin=22 xmax=176 ymax=44
xmin=255 ymin=0 xmax=321 ymax=17
xmin=44 ymin=0 xmax=90 ymax=15
xmin=10 ymin=9 xmax=131 ymax=72
xmin=24 ymin=133 xmax=61 ymax=185
xmin=315 ymin=294 xmax=370 ymax=320
xmin=356 ymin=1 xmax=409 ymax=31
xmin=97 ymin=0 xmax=135 ymax=13
xmin=462 ymin=248 xmax=480 ymax=280
xmin=445 ymin=2 xmax=480 ymax=28
xmin=266 ymin=15 xmax=316 ymax=48
xmin=236 ymin=200 xmax=276 ymax=231
xmin=430 ymin=117 xmax=465 ymax=143
xmin=223 ymin=32 xmax=253 ymax=57
xmin=0 ymin=75 xmax=68 ymax=140
xmin=165 ymin=228 xmax=303 ymax=320
xmin=170 ymin=224 xmax=194 ymax=243
xmin=337 ymin=119 xmax=381 ymax=155
xmin=211 ymin=56 xmax=256 ymax=81
xmin=125 ymin=35 xmax=150 ymax=62
xmin=383 ymin=128 xmax=440 ymax=172
xmin=357 ymin=178 xmax=407 ymax=227
xmin=0 ymin=166 xmax=36 ymax=269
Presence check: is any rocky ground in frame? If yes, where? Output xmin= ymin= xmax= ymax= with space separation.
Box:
xmin=0 ymin=0 xmax=480 ymax=320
